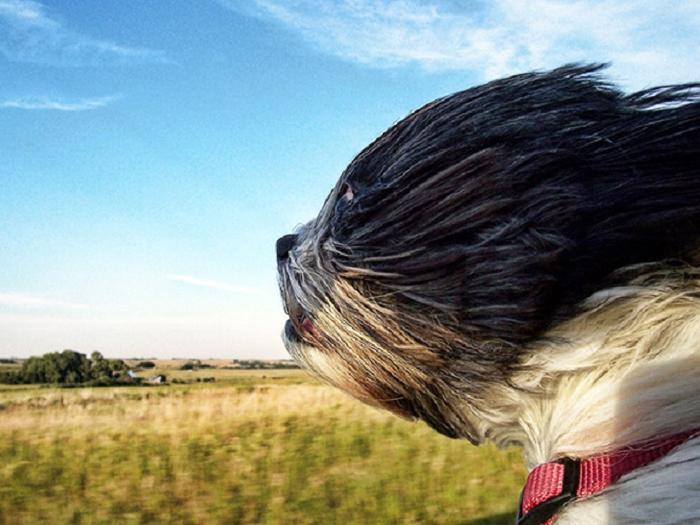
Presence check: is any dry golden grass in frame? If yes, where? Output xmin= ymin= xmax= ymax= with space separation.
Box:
xmin=0 ymin=370 xmax=525 ymax=524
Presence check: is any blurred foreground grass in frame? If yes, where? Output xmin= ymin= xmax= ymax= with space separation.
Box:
xmin=0 ymin=368 xmax=525 ymax=524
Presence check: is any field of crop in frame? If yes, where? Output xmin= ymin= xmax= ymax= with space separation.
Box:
xmin=0 ymin=365 xmax=526 ymax=524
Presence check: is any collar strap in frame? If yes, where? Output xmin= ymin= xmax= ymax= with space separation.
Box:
xmin=516 ymin=429 xmax=699 ymax=525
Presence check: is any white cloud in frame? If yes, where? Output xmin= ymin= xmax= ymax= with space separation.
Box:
xmin=0 ymin=0 xmax=170 ymax=65
xmin=1 ymin=95 xmax=118 ymax=111
xmin=224 ymin=0 xmax=700 ymax=89
xmin=0 ymin=292 xmax=90 ymax=310
xmin=167 ymin=274 xmax=260 ymax=295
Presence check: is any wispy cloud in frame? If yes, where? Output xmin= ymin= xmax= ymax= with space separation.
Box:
xmin=223 ymin=0 xmax=700 ymax=88
xmin=0 ymin=0 xmax=170 ymax=65
xmin=0 ymin=292 xmax=90 ymax=310
xmin=167 ymin=274 xmax=260 ymax=295
xmin=1 ymin=94 xmax=119 ymax=111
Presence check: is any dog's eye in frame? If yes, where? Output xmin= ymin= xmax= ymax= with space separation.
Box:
xmin=334 ymin=183 xmax=354 ymax=217
xmin=332 ymin=183 xmax=355 ymax=238
xmin=340 ymin=183 xmax=354 ymax=202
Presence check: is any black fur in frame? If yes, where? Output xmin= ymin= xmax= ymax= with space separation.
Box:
xmin=279 ymin=64 xmax=700 ymax=440
xmin=331 ymin=64 xmax=700 ymax=354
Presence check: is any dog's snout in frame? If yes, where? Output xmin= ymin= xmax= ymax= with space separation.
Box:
xmin=276 ymin=234 xmax=298 ymax=261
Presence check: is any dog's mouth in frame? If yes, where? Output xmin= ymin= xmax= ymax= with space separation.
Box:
xmin=279 ymin=274 xmax=320 ymax=346
xmin=284 ymin=316 xmax=318 ymax=344
xmin=278 ymin=235 xmax=322 ymax=347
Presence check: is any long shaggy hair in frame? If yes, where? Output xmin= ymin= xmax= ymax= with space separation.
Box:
xmin=277 ymin=65 xmax=700 ymax=523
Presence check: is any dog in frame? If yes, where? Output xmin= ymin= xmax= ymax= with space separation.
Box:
xmin=276 ymin=64 xmax=700 ymax=524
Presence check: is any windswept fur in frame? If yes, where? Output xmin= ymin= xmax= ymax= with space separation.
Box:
xmin=276 ymin=65 xmax=700 ymax=523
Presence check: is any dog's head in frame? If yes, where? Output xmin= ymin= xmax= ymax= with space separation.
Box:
xmin=277 ymin=64 xmax=700 ymax=443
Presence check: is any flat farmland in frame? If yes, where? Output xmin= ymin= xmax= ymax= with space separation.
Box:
xmin=0 ymin=366 xmax=526 ymax=524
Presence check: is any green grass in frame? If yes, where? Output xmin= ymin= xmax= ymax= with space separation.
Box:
xmin=0 ymin=369 xmax=525 ymax=524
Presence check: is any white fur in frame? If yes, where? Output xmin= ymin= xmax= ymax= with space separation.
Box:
xmin=475 ymin=275 xmax=700 ymax=524
xmin=286 ymin=268 xmax=700 ymax=523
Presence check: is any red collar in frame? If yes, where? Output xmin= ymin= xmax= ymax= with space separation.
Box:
xmin=517 ymin=430 xmax=699 ymax=525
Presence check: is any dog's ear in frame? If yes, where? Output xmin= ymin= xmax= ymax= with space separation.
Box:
xmin=328 ymin=64 xmax=700 ymax=347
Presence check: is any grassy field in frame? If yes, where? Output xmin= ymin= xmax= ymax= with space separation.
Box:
xmin=0 ymin=365 xmax=526 ymax=524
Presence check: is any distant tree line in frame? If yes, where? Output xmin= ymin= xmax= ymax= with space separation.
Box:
xmin=0 ymin=350 xmax=129 ymax=386
xmin=177 ymin=359 xmax=299 ymax=371
xmin=180 ymin=359 xmax=213 ymax=370
xmin=231 ymin=359 xmax=299 ymax=370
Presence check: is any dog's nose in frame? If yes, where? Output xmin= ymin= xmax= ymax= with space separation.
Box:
xmin=276 ymin=234 xmax=298 ymax=261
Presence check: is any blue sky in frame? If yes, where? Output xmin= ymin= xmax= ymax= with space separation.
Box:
xmin=1 ymin=0 xmax=698 ymax=359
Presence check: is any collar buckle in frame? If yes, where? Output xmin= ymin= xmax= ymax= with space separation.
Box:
xmin=516 ymin=458 xmax=580 ymax=525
